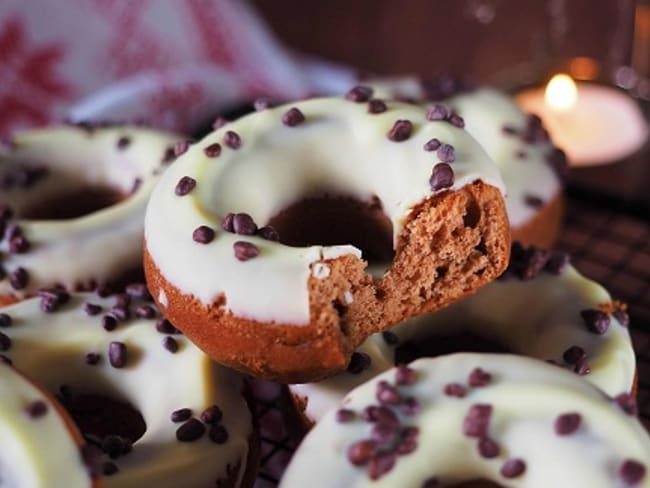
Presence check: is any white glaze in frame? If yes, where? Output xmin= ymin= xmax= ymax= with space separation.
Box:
xmin=282 ymin=354 xmax=650 ymax=487
xmin=0 ymin=294 xmax=252 ymax=488
xmin=291 ymin=264 xmax=635 ymax=421
xmin=0 ymin=126 xmax=180 ymax=297
xmin=145 ymin=97 xmax=505 ymax=325
xmin=0 ymin=363 xmax=91 ymax=488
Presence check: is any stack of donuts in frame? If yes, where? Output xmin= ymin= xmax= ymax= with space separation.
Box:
xmin=0 ymin=80 xmax=647 ymax=488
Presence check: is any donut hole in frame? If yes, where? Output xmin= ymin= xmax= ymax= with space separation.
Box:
xmin=20 ymin=185 xmax=125 ymax=220
xmin=267 ymin=195 xmax=394 ymax=265
xmin=58 ymin=389 xmax=146 ymax=447
xmin=394 ymin=330 xmax=512 ymax=365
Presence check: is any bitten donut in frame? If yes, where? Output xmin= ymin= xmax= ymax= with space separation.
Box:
xmin=0 ymin=124 xmax=180 ymax=304
xmin=281 ymin=354 xmax=649 ymax=487
xmin=0 ymin=292 xmax=257 ymax=487
xmin=144 ymin=95 xmax=511 ymax=382
xmin=369 ymin=79 xmax=567 ymax=247
xmin=0 ymin=362 xmax=100 ymax=487
xmin=290 ymin=244 xmax=635 ymax=423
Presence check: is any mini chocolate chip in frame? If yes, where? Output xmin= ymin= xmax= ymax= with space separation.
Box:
xmin=201 ymin=405 xmax=223 ymax=424
xmin=85 ymin=353 xmax=101 ymax=365
xmin=502 ymin=125 xmax=519 ymax=135
xmin=395 ymin=364 xmax=417 ymax=385
xmin=463 ymin=404 xmax=492 ymax=437
xmin=396 ymin=427 xmax=419 ymax=455
xmin=346 ymin=85 xmax=373 ymax=102
xmin=574 ymin=356 xmax=591 ymax=375
xmin=347 ymin=439 xmax=376 ymax=466
xmin=110 ymin=306 xmax=130 ymax=322
xmin=126 ymin=282 xmax=150 ymax=299
xmin=203 ymin=142 xmax=222 ymax=158
xmin=224 ymin=131 xmax=241 ymax=149
xmin=422 ymin=477 xmax=440 ymax=487
xmin=368 ymin=99 xmax=387 ymax=114
xmin=468 ymin=368 xmax=491 ymax=387
xmin=401 ymin=396 xmax=420 ymax=416
xmin=9 ymin=235 xmax=30 ymax=254
xmin=478 ymin=437 xmax=500 ymax=458
xmin=233 ymin=241 xmax=259 ymax=261
xmin=116 ymin=136 xmax=131 ymax=149
xmin=135 ymin=305 xmax=156 ymax=319
xmin=193 ymin=225 xmax=216 ymax=244
xmin=171 ymin=408 xmax=193 ymax=423
xmin=221 ymin=213 xmax=235 ymax=232
xmin=156 ymin=319 xmax=179 ymax=335
xmin=362 ymin=406 xmax=398 ymax=427
xmin=347 ymin=352 xmax=371 ymax=374
xmin=382 ymin=331 xmax=398 ymax=345
xmin=376 ymin=380 xmax=401 ymax=405
xmin=233 ymin=213 xmax=257 ymax=235
xmin=108 ymin=342 xmax=127 ymax=368
xmin=102 ymin=435 xmax=131 ymax=459
xmin=426 ymin=104 xmax=449 ymax=121
xmin=513 ymin=246 xmax=550 ymax=280
xmin=423 ymin=138 xmax=441 ymax=152
xmin=336 ymin=409 xmax=356 ymax=422
xmin=209 ymin=424 xmax=229 ymax=444
xmin=114 ymin=292 xmax=130 ymax=308
xmin=173 ymin=140 xmax=191 ymax=157
xmin=0 ymin=313 xmax=12 ymax=327
xmin=524 ymin=194 xmax=544 ymax=208
xmin=0 ymin=332 xmax=11 ymax=351
xmin=444 ymin=383 xmax=467 ymax=398
xmin=555 ymin=412 xmax=581 ymax=435
xmin=212 ymin=117 xmax=228 ymax=130
xmin=175 ymin=176 xmax=196 ymax=196
xmin=257 ymin=225 xmax=279 ymax=241
xmin=544 ymin=251 xmax=570 ymax=275
xmin=254 ymin=98 xmax=274 ymax=111
xmin=9 ymin=267 xmax=29 ymax=290
xmin=387 ymin=119 xmax=413 ymax=142
xmin=614 ymin=309 xmax=630 ymax=327
xmin=282 ymin=107 xmax=306 ymax=127
xmin=448 ymin=113 xmax=465 ymax=128
xmin=436 ymin=143 xmax=455 ymax=163
xmin=162 ymin=336 xmax=178 ymax=353
xmin=501 ymin=458 xmax=526 ymax=478
xmin=176 ymin=418 xmax=206 ymax=442
xmin=620 ymin=460 xmax=646 ymax=484
xmin=369 ymin=451 xmax=396 ymax=480
xmin=102 ymin=462 xmax=119 ymax=476
xmin=581 ymin=309 xmax=610 ymax=334
xmin=563 ymin=345 xmax=586 ymax=365
xmin=83 ymin=303 xmax=102 ymax=316
xmin=25 ymin=400 xmax=47 ymax=418
xmin=614 ymin=393 xmax=638 ymax=416
xmin=102 ymin=315 xmax=118 ymax=331
xmin=429 ymin=163 xmax=454 ymax=191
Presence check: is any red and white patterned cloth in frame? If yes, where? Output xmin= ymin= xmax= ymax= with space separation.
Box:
xmin=0 ymin=0 xmax=354 ymax=136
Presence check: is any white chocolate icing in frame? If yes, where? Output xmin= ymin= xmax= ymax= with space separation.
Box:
xmin=282 ymin=354 xmax=650 ymax=487
xmin=0 ymin=126 xmax=180 ymax=297
xmin=291 ymin=263 xmax=635 ymax=421
xmin=0 ymin=294 xmax=253 ymax=488
xmin=0 ymin=363 xmax=91 ymax=488
xmin=369 ymin=79 xmax=562 ymax=229
xmin=145 ymin=97 xmax=505 ymax=325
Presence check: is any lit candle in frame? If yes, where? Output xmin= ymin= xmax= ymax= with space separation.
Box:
xmin=516 ymin=74 xmax=648 ymax=166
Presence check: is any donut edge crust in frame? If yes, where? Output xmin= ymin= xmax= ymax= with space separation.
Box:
xmin=511 ymin=192 xmax=564 ymax=248
xmin=144 ymin=180 xmax=510 ymax=383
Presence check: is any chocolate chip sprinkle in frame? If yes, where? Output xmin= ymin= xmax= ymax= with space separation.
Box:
xmin=204 ymin=142 xmax=222 ymax=158
xmin=544 ymin=251 xmax=570 ymax=275
xmin=468 ymin=368 xmax=491 ymax=387
xmin=135 ymin=305 xmax=156 ymax=319
xmin=83 ymin=303 xmax=102 ymax=316
xmin=125 ymin=282 xmax=151 ymax=300
xmin=113 ymin=293 xmax=131 ymax=309
xmin=282 ymin=107 xmax=306 ymax=127
xmin=369 ymin=451 xmax=397 ymax=480
xmin=422 ymin=477 xmax=440 ymax=487
xmin=613 ymin=309 xmax=630 ymax=327
xmin=102 ymin=315 xmax=117 ymax=332
xmin=212 ymin=117 xmax=228 ymax=130
xmin=448 ymin=113 xmax=465 ymax=128
xmin=574 ymin=356 xmax=591 ymax=376
xmin=9 ymin=267 xmax=29 ymax=290
xmin=463 ymin=404 xmax=492 ymax=437
xmin=346 ymin=85 xmax=373 ymax=102
xmin=171 ymin=408 xmax=193 ymax=423
xmin=25 ymin=400 xmax=48 ymax=418
xmin=524 ymin=194 xmax=544 ymax=208
xmin=85 ymin=353 xmax=101 ymax=365
xmin=423 ymin=138 xmax=441 ymax=152
xmin=395 ymin=364 xmax=417 ymax=386
xmin=116 ymin=136 xmax=131 ymax=150
xmin=620 ymin=460 xmax=646 ymax=484
xmin=173 ymin=140 xmax=191 ymax=158
xmin=209 ymin=424 xmax=229 ymax=444
xmin=254 ymin=98 xmax=274 ymax=111
xmin=368 ymin=99 xmax=387 ymax=114
xmin=108 ymin=341 xmax=127 ymax=368
xmin=175 ymin=176 xmax=196 ymax=196
xmin=382 ymin=331 xmax=399 ymax=345
xmin=9 ymin=234 xmax=30 ymax=254
xmin=347 ymin=352 xmax=371 ymax=374
xmin=555 ymin=412 xmax=581 ymax=435
xmin=614 ymin=393 xmax=638 ymax=416
xmin=224 ymin=131 xmax=241 ymax=149
xmin=162 ymin=336 xmax=179 ymax=353
xmin=436 ymin=144 xmax=455 ymax=163
xmin=0 ymin=313 xmax=12 ymax=327
xmin=201 ymin=405 xmax=223 ymax=424
xmin=501 ymin=458 xmax=526 ymax=478
xmin=426 ymin=104 xmax=449 ymax=121
xmin=429 ymin=163 xmax=454 ymax=191
xmin=233 ymin=241 xmax=259 ymax=261
xmin=156 ymin=319 xmax=179 ymax=335
xmin=387 ymin=119 xmax=413 ymax=142
xmin=0 ymin=332 xmax=11 ymax=351
xmin=257 ymin=225 xmax=279 ymax=241
xmin=176 ymin=418 xmax=206 ymax=442
xmin=193 ymin=225 xmax=216 ymax=244
xmin=444 ymin=383 xmax=467 ymax=398
xmin=347 ymin=439 xmax=377 ymax=466
xmin=233 ymin=213 xmax=258 ymax=235
xmin=336 ymin=409 xmax=356 ymax=422
xmin=376 ymin=380 xmax=401 ymax=405
xmin=478 ymin=437 xmax=500 ymax=458
xmin=562 ymin=345 xmax=586 ymax=365
xmin=581 ymin=309 xmax=610 ymax=335
xmin=221 ymin=213 xmax=235 ymax=232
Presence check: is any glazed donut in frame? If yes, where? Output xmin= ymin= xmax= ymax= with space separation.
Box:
xmin=0 ymin=124 xmax=180 ymax=303
xmin=0 ymin=292 xmax=257 ymax=487
xmin=0 ymin=362 xmax=100 ymax=487
xmin=281 ymin=353 xmax=649 ymax=487
xmin=144 ymin=96 xmax=511 ymax=382
xmin=368 ymin=78 xmax=567 ymax=247
xmin=290 ymin=244 xmax=635 ymax=423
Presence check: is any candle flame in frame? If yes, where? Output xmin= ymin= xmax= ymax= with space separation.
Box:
xmin=545 ymin=74 xmax=578 ymax=111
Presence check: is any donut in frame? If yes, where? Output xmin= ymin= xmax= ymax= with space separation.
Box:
xmin=0 ymin=291 xmax=257 ymax=487
xmin=290 ymin=244 xmax=635 ymax=423
xmin=281 ymin=353 xmax=649 ymax=487
xmin=0 ymin=362 xmax=101 ymax=487
xmin=368 ymin=78 xmax=567 ymax=247
xmin=144 ymin=96 xmax=511 ymax=382
xmin=0 ymin=124 xmax=180 ymax=304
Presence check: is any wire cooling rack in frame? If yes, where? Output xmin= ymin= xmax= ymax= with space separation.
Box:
xmin=250 ymin=190 xmax=650 ymax=487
